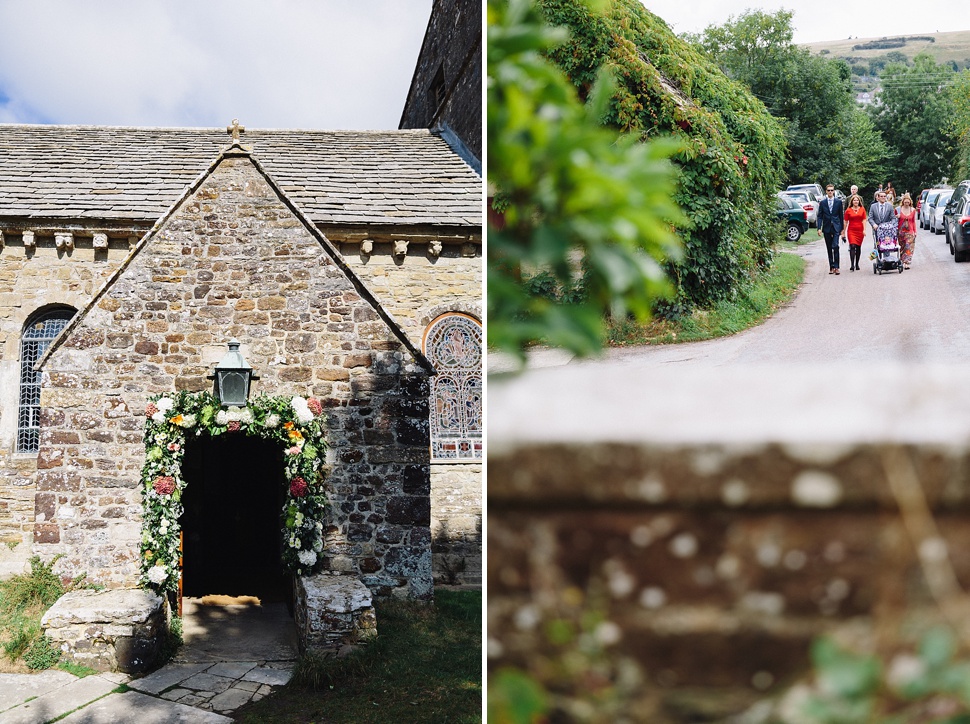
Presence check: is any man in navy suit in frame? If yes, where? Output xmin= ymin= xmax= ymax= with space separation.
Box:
xmin=816 ymin=184 xmax=844 ymax=274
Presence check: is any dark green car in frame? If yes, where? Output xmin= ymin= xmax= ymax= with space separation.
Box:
xmin=776 ymin=194 xmax=809 ymax=241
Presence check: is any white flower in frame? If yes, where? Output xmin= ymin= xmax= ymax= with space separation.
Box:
xmin=152 ymin=411 xmax=166 ymax=424
xmin=215 ymin=410 xmax=229 ymax=425
xmin=240 ymin=408 xmax=253 ymax=424
xmin=147 ymin=564 xmax=168 ymax=584
xmin=291 ymin=396 xmax=314 ymax=424
xmin=156 ymin=398 xmax=174 ymax=413
xmin=312 ymin=538 xmax=323 ymax=552
xmin=289 ymin=535 xmax=302 ymax=549
xmin=179 ymin=414 xmax=196 ymax=428
xmin=265 ymin=413 xmax=280 ymax=428
xmin=298 ymin=550 xmax=317 ymax=566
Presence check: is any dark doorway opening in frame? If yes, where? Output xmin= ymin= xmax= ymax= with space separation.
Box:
xmin=180 ymin=434 xmax=290 ymax=603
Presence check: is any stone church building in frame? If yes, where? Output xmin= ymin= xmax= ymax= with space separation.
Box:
xmin=0 ymin=121 xmax=481 ymax=600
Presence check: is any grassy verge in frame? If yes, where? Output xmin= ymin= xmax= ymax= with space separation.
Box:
xmin=233 ymin=588 xmax=482 ymax=723
xmin=0 ymin=556 xmax=92 ymax=674
xmin=608 ymin=249 xmax=805 ymax=345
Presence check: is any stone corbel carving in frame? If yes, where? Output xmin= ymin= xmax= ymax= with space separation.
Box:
xmin=55 ymin=233 xmax=74 ymax=251
xmin=360 ymin=239 xmax=374 ymax=257
xmin=93 ymin=232 xmax=109 ymax=250
xmin=22 ymin=231 xmax=35 ymax=248
xmin=393 ymin=239 xmax=409 ymax=258
xmin=461 ymin=242 xmax=477 ymax=257
xmin=0 ymin=230 xmax=4 ymax=249
xmin=428 ymin=240 xmax=442 ymax=258
xmin=128 ymin=236 xmax=138 ymax=249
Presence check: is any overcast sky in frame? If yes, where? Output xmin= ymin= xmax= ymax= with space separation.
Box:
xmin=0 ymin=0 xmax=433 ymax=130
xmin=642 ymin=0 xmax=963 ymax=45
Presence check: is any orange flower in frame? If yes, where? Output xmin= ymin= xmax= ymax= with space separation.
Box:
xmin=288 ymin=429 xmax=304 ymax=441
xmin=284 ymin=421 xmax=295 ymax=430
xmin=170 ymin=414 xmax=183 ymax=425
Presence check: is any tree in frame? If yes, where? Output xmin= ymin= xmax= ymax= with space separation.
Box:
xmin=487 ymin=0 xmax=685 ymax=361
xmin=869 ymin=54 xmax=957 ymax=193
xmin=690 ymin=9 xmax=866 ymax=189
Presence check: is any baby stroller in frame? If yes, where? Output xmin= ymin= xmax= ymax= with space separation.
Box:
xmin=872 ymin=235 xmax=903 ymax=274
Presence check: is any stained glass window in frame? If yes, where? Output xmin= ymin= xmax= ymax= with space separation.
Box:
xmin=425 ymin=314 xmax=482 ymax=461
xmin=18 ymin=308 xmax=75 ymax=453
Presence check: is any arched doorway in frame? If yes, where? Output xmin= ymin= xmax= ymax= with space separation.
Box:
xmin=180 ymin=434 xmax=290 ymax=602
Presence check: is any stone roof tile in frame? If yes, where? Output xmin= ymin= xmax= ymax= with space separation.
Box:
xmin=0 ymin=124 xmax=482 ymax=228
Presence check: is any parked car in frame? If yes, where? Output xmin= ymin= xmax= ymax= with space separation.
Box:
xmin=948 ymin=193 xmax=970 ymax=262
xmin=787 ymin=183 xmax=824 ymax=198
xmin=921 ymin=189 xmax=946 ymax=229
xmin=930 ymin=190 xmax=953 ymax=234
xmin=776 ymin=195 xmax=809 ymax=241
xmin=944 ymin=180 xmax=970 ymax=252
xmin=779 ymin=190 xmax=818 ymax=226
xmin=917 ymin=189 xmax=930 ymax=220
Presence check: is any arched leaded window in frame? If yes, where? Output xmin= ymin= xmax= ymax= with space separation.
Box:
xmin=18 ymin=307 xmax=75 ymax=453
xmin=424 ymin=313 xmax=482 ymax=461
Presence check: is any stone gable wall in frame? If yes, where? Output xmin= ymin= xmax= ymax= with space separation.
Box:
xmin=32 ymin=155 xmax=433 ymax=598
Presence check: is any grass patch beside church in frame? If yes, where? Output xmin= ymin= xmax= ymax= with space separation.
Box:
xmin=234 ymin=588 xmax=482 ymax=723
xmin=608 ymin=249 xmax=805 ymax=346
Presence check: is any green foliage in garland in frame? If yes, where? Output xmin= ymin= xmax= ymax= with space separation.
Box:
xmin=139 ymin=390 xmax=329 ymax=595
xmin=537 ymin=0 xmax=788 ymax=311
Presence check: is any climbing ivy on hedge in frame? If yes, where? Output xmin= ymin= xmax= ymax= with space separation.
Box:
xmin=537 ymin=0 xmax=788 ymax=312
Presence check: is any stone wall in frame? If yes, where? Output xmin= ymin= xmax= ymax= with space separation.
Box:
xmin=399 ymin=0 xmax=482 ymax=161
xmin=0 ymin=235 xmax=131 ymax=577
xmin=431 ymin=462 xmax=482 ymax=586
xmin=342 ymin=240 xmax=482 ymax=587
xmin=32 ymin=151 xmax=433 ymax=598
xmin=488 ymin=363 xmax=970 ymax=713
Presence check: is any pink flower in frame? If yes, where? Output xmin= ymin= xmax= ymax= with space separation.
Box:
xmin=146 ymin=402 xmax=158 ymax=417
xmin=167 ymin=442 xmax=180 ymax=452
xmin=307 ymin=397 xmax=323 ymax=416
xmin=227 ymin=421 xmax=241 ymax=432
xmin=289 ymin=477 xmax=308 ymax=498
xmin=153 ymin=476 xmax=176 ymax=495
xmin=286 ymin=446 xmax=302 ymax=456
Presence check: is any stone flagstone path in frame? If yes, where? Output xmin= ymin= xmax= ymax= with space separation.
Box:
xmin=0 ymin=598 xmax=298 ymax=722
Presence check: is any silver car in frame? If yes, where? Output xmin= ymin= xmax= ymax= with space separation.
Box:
xmin=931 ymin=190 xmax=954 ymax=234
xmin=779 ymin=191 xmax=818 ymax=226
xmin=921 ymin=189 xmax=947 ymax=229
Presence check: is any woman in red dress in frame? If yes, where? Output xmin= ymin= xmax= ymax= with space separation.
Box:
xmin=841 ymin=194 xmax=867 ymax=271
xmin=896 ymin=193 xmax=917 ymax=268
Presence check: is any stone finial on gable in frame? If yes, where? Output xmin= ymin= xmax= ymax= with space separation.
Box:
xmin=225 ymin=118 xmax=252 ymax=154
xmin=227 ymin=118 xmax=245 ymax=142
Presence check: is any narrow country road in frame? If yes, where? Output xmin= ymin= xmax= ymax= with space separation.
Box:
xmin=581 ymin=222 xmax=970 ymax=370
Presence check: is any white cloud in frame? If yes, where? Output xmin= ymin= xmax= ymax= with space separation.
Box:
xmin=0 ymin=0 xmax=433 ymax=129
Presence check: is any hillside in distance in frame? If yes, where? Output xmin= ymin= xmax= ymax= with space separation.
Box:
xmin=803 ymin=29 xmax=970 ymax=69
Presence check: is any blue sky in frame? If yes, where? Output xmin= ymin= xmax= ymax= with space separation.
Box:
xmin=0 ymin=1 xmax=433 ymax=130
xmin=643 ymin=0 xmax=963 ymax=44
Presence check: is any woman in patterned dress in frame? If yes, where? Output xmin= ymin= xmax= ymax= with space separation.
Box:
xmin=896 ymin=193 xmax=917 ymax=268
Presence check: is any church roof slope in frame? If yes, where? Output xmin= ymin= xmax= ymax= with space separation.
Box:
xmin=0 ymin=124 xmax=481 ymax=227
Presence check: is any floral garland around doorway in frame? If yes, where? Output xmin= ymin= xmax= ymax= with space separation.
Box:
xmin=139 ymin=390 xmax=328 ymax=595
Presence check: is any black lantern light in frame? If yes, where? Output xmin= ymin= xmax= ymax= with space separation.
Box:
xmin=209 ymin=339 xmax=259 ymax=407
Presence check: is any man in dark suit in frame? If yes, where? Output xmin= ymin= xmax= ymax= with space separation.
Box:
xmin=817 ymin=184 xmax=844 ymax=274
